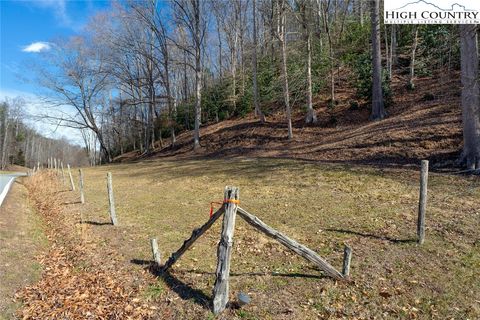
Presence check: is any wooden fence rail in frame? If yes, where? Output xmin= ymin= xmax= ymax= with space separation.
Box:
xmin=162 ymin=206 xmax=225 ymax=272
xmin=237 ymin=207 xmax=344 ymax=280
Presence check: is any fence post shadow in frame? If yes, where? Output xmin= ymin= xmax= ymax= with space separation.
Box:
xmin=324 ymin=228 xmax=416 ymax=243
xmin=130 ymin=259 xmax=211 ymax=309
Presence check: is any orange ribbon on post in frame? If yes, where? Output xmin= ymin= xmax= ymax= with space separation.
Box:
xmin=210 ymin=201 xmax=223 ymax=218
xmin=209 ymin=199 xmax=240 ymax=218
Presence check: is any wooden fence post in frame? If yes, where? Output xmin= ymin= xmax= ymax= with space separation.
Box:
xmin=67 ymin=164 xmax=75 ymax=191
xmin=212 ymin=186 xmax=239 ymax=315
xmin=79 ymin=169 xmax=85 ymax=204
xmin=107 ymin=172 xmax=118 ymax=226
xmin=417 ymin=160 xmax=429 ymax=244
xmin=150 ymin=238 xmax=161 ymax=266
xmin=61 ymin=162 xmax=66 ymax=185
xmin=342 ymin=245 xmax=352 ymax=277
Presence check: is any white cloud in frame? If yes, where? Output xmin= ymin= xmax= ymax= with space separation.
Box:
xmin=22 ymin=42 xmax=52 ymax=53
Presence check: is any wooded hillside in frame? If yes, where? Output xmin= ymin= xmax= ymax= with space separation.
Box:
xmin=25 ymin=1 xmax=479 ymax=170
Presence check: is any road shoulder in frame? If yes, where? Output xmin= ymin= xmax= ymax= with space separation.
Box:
xmin=0 ymin=179 xmax=47 ymax=319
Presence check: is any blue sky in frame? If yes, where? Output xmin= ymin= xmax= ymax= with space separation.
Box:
xmin=0 ymin=0 xmax=111 ymax=143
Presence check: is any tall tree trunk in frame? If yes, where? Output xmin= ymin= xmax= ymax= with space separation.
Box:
xmin=322 ymin=2 xmax=335 ymax=105
xmin=384 ymin=25 xmax=391 ymax=79
xmin=359 ymin=0 xmax=363 ymax=26
xmin=194 ymin=53 xmax=201 ymax=151
xmin=96 ymin=129 xmax=112 ymax=163
xmin=231 ymin=42 xmax=237 ymax=112
xmin=171 ymin=96 xmax=177 ymax=146
xmin=279 ymin=0 xmax=293 ymax=139
xmin=270 ymin=0 xmax=275 ymax=60
xmin=193 ymin=0 xmax=202 ymax=151
xmin=459 ymin=24 xmax=480 ymax=170
xmin=239 ymin=1 xmax=245 ymax=96
xmin=164 ymin=59 xmax=176 ymax=148
xmin=370 ymin=0 xmax=385 ymax=121
xmin=408 ymin=26 xmax=419 ymax=90
xmin=217 ymin=20 xmax=223 ymax=78
xmin=303 ymin=3 xmax=317 ymax=124
xmin=391 ymin=24 xmax=397 ymax=66
xmin=252 ymin=0 xmax=266 ymax=123
xmin=1 ymin=108 xmax=9 ymax=170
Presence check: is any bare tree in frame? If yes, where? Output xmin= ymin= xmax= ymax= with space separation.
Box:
xmin=459 ymin=24 xmax=479 ymax=170
xmin=212 ymin=0 xmax=239 ymax=113
xmin=252 ymin=0 xmax=266 ymax=123
xmin=173 ymin=0 xmax=206 ymax=150
xmin=35 ymin=37 xmax=113 ymax=162
xmin=276 ymin=0 xmax=293 ymax=139
xmin=298 ymin=0 xmax=317 ymax=124
xmin=408 ymin=26 xmax=419 ymax=90
xmin=369 ymin=0 xmax=385 ymax=121
xmin=0 ymin=102 xmax=10 ymax=169
xmin=321 ymin=0 xmax=336 ymax=105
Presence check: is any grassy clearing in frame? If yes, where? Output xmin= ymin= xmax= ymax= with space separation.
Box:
xmin=0 ymin=180 xmax=48 ymax=319
xmin=63 ymin=158 xmax=479 ymax=319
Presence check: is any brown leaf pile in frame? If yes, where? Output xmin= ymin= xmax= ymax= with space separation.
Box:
xmin=16 ymin=172 xmax=155 ymax=319
xmin=16 ymin=245 xmax=153 ymax=319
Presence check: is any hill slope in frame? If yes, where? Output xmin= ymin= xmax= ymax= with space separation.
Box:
xmin=117 ymin=71 xmax=462 ymax=168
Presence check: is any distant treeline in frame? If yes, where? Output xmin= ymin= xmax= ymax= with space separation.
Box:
xmin=0 ymin=97 xmax=89 ymax=169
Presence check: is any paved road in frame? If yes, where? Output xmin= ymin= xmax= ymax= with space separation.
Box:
xmin=0 ymin=172 xmax=26 ymax=207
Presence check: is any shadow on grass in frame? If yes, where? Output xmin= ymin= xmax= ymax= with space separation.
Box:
xmin=54 ymin=189 xmax=71 ymax=194
xmin=179 ymin=269 xmax=326 ymax=280
xmin=131 ymin=259 xmax=210 ymax=309
xmin=131 ymin=258 xmax=151 ymax=266
xmin=82 ymin=220 xmax=112 ymax=226
xmin=131 ymin=258 xmax=326 ymax=310
xmin=325 ymin=228 xmax=416 ymax=243
xmin=62 ymin=200 xmax=82 ymax=205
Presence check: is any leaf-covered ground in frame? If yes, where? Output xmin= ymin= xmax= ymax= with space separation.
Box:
xmin=17 ymin=158 xmax=479 ymax=319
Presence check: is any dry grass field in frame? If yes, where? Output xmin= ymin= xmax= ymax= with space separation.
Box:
xmin=22 ymin=158 xmax=477 ymax=319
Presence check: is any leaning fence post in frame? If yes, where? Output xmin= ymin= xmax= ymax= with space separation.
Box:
xmin=342 ymin=245 xmax=352 ymax=277
xmin=67 ymin=164 xmax=75 ymax=191
xmin=150 ymin=238 xmax=161 ymax=266
xmin=417 ymin=160 xmax=429 ymax=245
xmin=212 ymin=186 xmax=239 ymax=315
xmin=107 ymin=172 xmax=118 ymax=226
xmin=79 ymin=169 xmax=85 ymax=204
